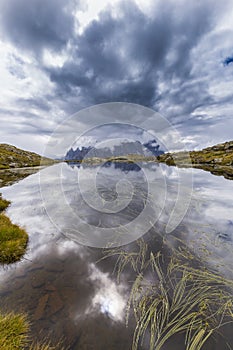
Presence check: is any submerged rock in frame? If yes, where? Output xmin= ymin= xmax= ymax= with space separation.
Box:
xmin=47 ymin=292 xmax=64 ymax=316
xmin=33 ymin=294 xmax=49 ymax=320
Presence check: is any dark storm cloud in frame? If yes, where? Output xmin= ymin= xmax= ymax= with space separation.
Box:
xmin=0 ymin=0 xmax=226 ymax=110
xmin=0 ymin=0 xmax=232 ymax=151
xmin=0 ymin=0 xmax=76 ymax=55
xmin=46 ymin=0 xmax=221 ymax=110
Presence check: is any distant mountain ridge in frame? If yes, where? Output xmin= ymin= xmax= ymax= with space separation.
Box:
xmin=65 ymin=139 xmax=164 ymax=161
xmin=0 ymin=144 xmax=55 ymax=169
xmin=65 ymin=139 xmax=233 ymax=180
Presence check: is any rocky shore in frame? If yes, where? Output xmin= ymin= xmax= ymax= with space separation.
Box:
xmin=157 ymin=141 xmax=233 ymax=180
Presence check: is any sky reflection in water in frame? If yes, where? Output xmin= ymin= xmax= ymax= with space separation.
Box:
xmin=0 ymin=162 xmax=232 ymax=349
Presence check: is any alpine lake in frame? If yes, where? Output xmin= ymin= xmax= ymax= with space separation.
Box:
xmin=0 ymin=160 xmax=233 ymax=350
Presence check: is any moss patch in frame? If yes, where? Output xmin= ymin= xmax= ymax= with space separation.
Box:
xmin=0 ymin=194 xmax=28 ymax=264
xmin=0 ymin=214 xmax=28 ymax=264
xmin=0 ymin=195 xmax=11 ymax=212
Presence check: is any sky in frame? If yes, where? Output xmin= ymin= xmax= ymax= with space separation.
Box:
xmin=0 ymin=0 xmax=233 ymax=155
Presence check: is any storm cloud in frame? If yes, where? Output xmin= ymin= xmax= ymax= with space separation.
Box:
xmin=0 ymin=0 xmax=76 ymax=56
xmin=47 ymin=0 xmax=219 ymax=109
xmin=0 ymin=0 xmax=233 ymax=153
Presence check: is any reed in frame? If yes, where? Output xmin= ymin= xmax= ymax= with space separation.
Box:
xmin=103 ymin=239 xmax=233 ymax=350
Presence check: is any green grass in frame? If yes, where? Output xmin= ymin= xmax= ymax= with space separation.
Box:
xmin=0 ymin=311 xmax=63 ymax=349
xmin=0 ymin=195 xmax=10 ymax=212
xmin=0 ymin=143 xmax=55 ymax=169
xmin=0 ymin=214 xmax=28 ymax=264
xmin=28 ymin=342 xmax=64 ymax=350
xmin=157 ymin=142 xmax=233 ymax=179
xmin=0 ymin=312 xmax=29 ymax=349
xmin=157 ymin=141 xmax=233 ymax=167
xmin=0 ymin=194 xmax=28 ymax=264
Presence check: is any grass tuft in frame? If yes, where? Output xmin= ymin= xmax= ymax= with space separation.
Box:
xmin=0 ymin=194 xmax=28 ymax=264
xmin=0 ymin=312 xmax=29 ymax=349
xmin=0 ymin=311 xmax=64 ymax=349
xmin=0 ymin=214 xmax=28 ymax=264
xmin=28 ymin=341 xmax=64 ymax=350
xmin=0 ymin=194 xmax=11 ymax=213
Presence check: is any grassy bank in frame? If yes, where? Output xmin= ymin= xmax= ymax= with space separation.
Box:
xmin=0 ymin=194 xmax=28 ymax=264
xmin=0 ymin=143 xmax=56 ymax=170
xmin=0 ymin=195 xmax=10 ymax=212
xmin=157 ymin=140 xmax=233 ymax=179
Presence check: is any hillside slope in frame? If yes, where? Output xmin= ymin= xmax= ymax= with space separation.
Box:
xmin=0 ymin=144 xmax=55 ymax=169
xmin=157 ymin=140 xmax=233 ymax=179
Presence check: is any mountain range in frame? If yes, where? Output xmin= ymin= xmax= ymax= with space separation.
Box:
xmin=65 ymin=139 xmax=164 ymax=161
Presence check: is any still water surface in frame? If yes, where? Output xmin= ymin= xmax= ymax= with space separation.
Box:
xmin=0 ymin=162 xmax=232 ymax=349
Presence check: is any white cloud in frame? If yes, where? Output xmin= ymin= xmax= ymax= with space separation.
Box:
xmin=88 ymin=263 xmax=126 ymax=322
